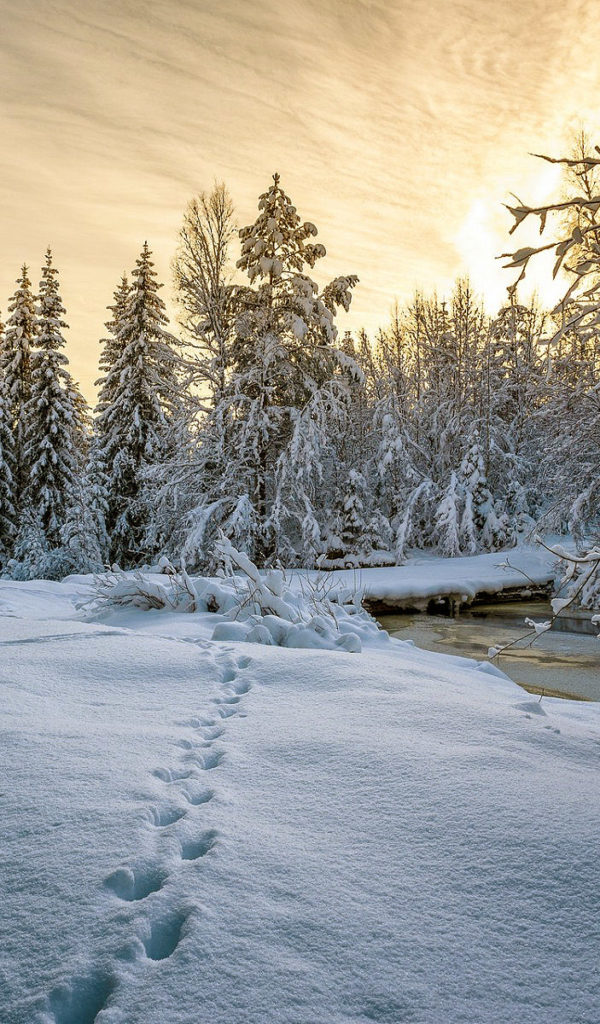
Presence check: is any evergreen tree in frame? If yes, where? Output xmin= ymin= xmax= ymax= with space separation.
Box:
xmin=182 ymin=174 xmax=358 ymax=568
xmin=433 ymin=472 xmax=462 ymax=558
xmin=23 ymin=250 xmax=82 ymax=547
xmin=0 ymin=265 xmax=36 ymax=504
xmin=0 ymin=374 xmax=17 ymax=564
xmin=95 ymin=244 xmax=180 ymax=565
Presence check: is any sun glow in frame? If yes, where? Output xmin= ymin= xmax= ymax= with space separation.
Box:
xmin=455 ymin=159 xmax=565 ymax=315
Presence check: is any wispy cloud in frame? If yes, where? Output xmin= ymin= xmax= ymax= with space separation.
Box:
xmin=1 ymin=0 xmax=599 ymax=395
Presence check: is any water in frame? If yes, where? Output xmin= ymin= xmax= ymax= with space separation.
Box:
xmin=377 ymin=600 xmax=600 ymax=701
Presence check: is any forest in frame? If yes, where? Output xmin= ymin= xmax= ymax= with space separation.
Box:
xmin=0 ymin=151 xmax=598 ymax=585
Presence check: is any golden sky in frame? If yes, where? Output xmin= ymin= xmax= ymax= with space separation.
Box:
xmin=1 ymin=0 xmax=599 ymax=399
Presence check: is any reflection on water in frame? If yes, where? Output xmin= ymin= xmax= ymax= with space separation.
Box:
xmin=378 ymin=601 xmax=600 ymax=702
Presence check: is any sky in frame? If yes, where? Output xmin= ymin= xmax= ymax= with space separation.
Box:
xmin=1 ymin=0 xmax=600 ymax=400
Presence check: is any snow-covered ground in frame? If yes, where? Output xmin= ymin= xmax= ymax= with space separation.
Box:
xmin=315 ymin=542 xmax=560 ymax=608
xmin=1 ymin=572 xmax=600 ymax=1024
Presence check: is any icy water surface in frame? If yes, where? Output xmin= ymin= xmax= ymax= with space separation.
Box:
xmin=378 ymin=601 xmax=600 ymax=701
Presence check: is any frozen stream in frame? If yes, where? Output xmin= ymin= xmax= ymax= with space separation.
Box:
xmin=378 ymin=600 xmax=600 ymax=701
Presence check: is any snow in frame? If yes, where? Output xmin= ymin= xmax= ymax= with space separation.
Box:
xmin=1 ymin=573 xmax=600 ymax=1024
xmin=312 ymin=541 xmax=561 ymax=609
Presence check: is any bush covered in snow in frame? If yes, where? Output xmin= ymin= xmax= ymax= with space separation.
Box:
xmin=87 ymin=539 xmax=385 ymax=653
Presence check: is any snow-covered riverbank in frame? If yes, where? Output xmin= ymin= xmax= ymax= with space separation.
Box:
xmin=318 ymin=542 xmax=560 ymax=610
xmin=1 ymin=573 xmax=599 ymax=1024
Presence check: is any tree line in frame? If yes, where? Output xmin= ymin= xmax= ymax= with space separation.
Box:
xmin=0 ymin=157 xmax=598 ymax=580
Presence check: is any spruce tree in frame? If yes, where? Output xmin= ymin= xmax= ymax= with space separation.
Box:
xmin=0 ymin=265 xmax=36 ymax=505
xmin=23 ymin=250 xmax=82 ymax=547
xmin=0 ymin=373 xmax=17 ymax=564
xmin=183 ymin=174 xmax=358 ymax=567
xmin=95 ymin=244 xmax=179 ymax=565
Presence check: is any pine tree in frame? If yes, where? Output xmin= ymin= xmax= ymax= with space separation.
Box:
xmin=182 ymin=174 xmax=358 ymax=569
xmin=0 ymin=373 xmax=17 ymax=564
xmin=433 ymin=472 xmax=462 ymax=558
xmin=0 ymin=265 xmax=36 ymax=504
xmin=95 ymin=275 xmax=130 ymax=418
xmin=95 ymin=244 xmax=180 ymax=565
xmin=23 ymin=250 xmax=82 ymax=547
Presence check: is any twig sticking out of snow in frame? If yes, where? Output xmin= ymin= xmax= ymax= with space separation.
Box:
xmin=489 ymin=539 xmax=600 ymax=660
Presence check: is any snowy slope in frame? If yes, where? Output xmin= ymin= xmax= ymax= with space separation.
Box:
xmin=1 ymin=577 xmax=599 ymax=1024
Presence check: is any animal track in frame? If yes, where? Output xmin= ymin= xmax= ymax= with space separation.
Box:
xmin=46 ymin=968 xmax=116 ymax=1024
xmin=177 ymin=716 xmax=215 ymax=728
xmin=180 ymin=830 xmax=218 ymax=861
xmin=104 ymin=864 xmax=166 ymax=902
xmin=181 ymin=786 xmax=215 ymax=807
xmin=152 ymin=767 xmax=195 ymax=783
xmin=201 ymin=725 xmax=224 ymax=741
xmin=43 ymin=658 xmax=252 ymax=1016
xmin=142 ymin=911 xmax=187 ymax=961
xmin=201 ymin=749 xmax=224 ymax=770
xmin=146 ymin=805 xmax=186 ymax=827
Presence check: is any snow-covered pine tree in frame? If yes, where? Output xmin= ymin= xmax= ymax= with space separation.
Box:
xmin=334 ymin=468 xmax=392 ymax=566
xmin=85 ymin=275 xmax=130 ymax=562
xmin=433 ymin=472 xmax=462 ymax=558
xmin=457 ymin=430 xmax=509 ymax=553
xmin=183 ymin=174 xmax=358 ymax=568
xmin=23 ymin=250 xmax=83 ymax=548
xmin=274 ymin=380 xmax=350 ymax=566
xmin=59 ymin=479 xmax=107 ymax=574
xmin=94 ymin=244 xmax=180 ymax=566
xmin=0 ymin=265 xmax=36 ymax=506
xmin=0 ymin=372 xmax=17 ymax=564
xmin=95 ymin=274 xmax=130 ymax=418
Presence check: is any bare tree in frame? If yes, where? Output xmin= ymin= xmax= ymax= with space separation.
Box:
xmin=173 ymin=183 xmax=237 ymax=408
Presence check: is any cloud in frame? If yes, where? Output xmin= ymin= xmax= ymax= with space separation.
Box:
xmin=0 ymin=0 xmax=599 ymax=395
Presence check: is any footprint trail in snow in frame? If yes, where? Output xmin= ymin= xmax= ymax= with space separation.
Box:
xmin=38 ymin=648 xmax=253 ymax=1023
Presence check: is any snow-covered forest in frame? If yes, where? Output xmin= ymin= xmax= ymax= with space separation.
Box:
xmin=1 ymin=158 xmax=599 ymax=582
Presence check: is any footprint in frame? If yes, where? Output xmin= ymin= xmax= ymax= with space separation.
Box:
xmin=152 ymin=767 xmax=196 ymax=783
xmin=237 ymin=656 xmax=252 ymax=668
xmin=181 ymin=830 xmax=218 ymax=861
xmin=217 ymin=706 xmax=237 ymax=719
xmin=146 ymin=805 xmax=186 ymax=827
xmin=46 ymin=968 xmax=116 ymax=1024
xmin=221 ymin=667 xmax=237 ymax=683
xmin=201 ymin=750 xmax=224 ymax=771
xmin=104 ymin=865 xmax=166 ymax=901
xmin=181 ymin=787 xmax=215 ymax=807
xmin=201 ymin=725 xmax=225 ymax=741
xmin=177 ymin=716 xmax=215 ymax=729
xmin=215 ymin=695 xmax=240 ymax=706
xmin=142 ymin=911 xmax=187 ymax=962
xmin=233 ymin=679 xmax=251 ymax=695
